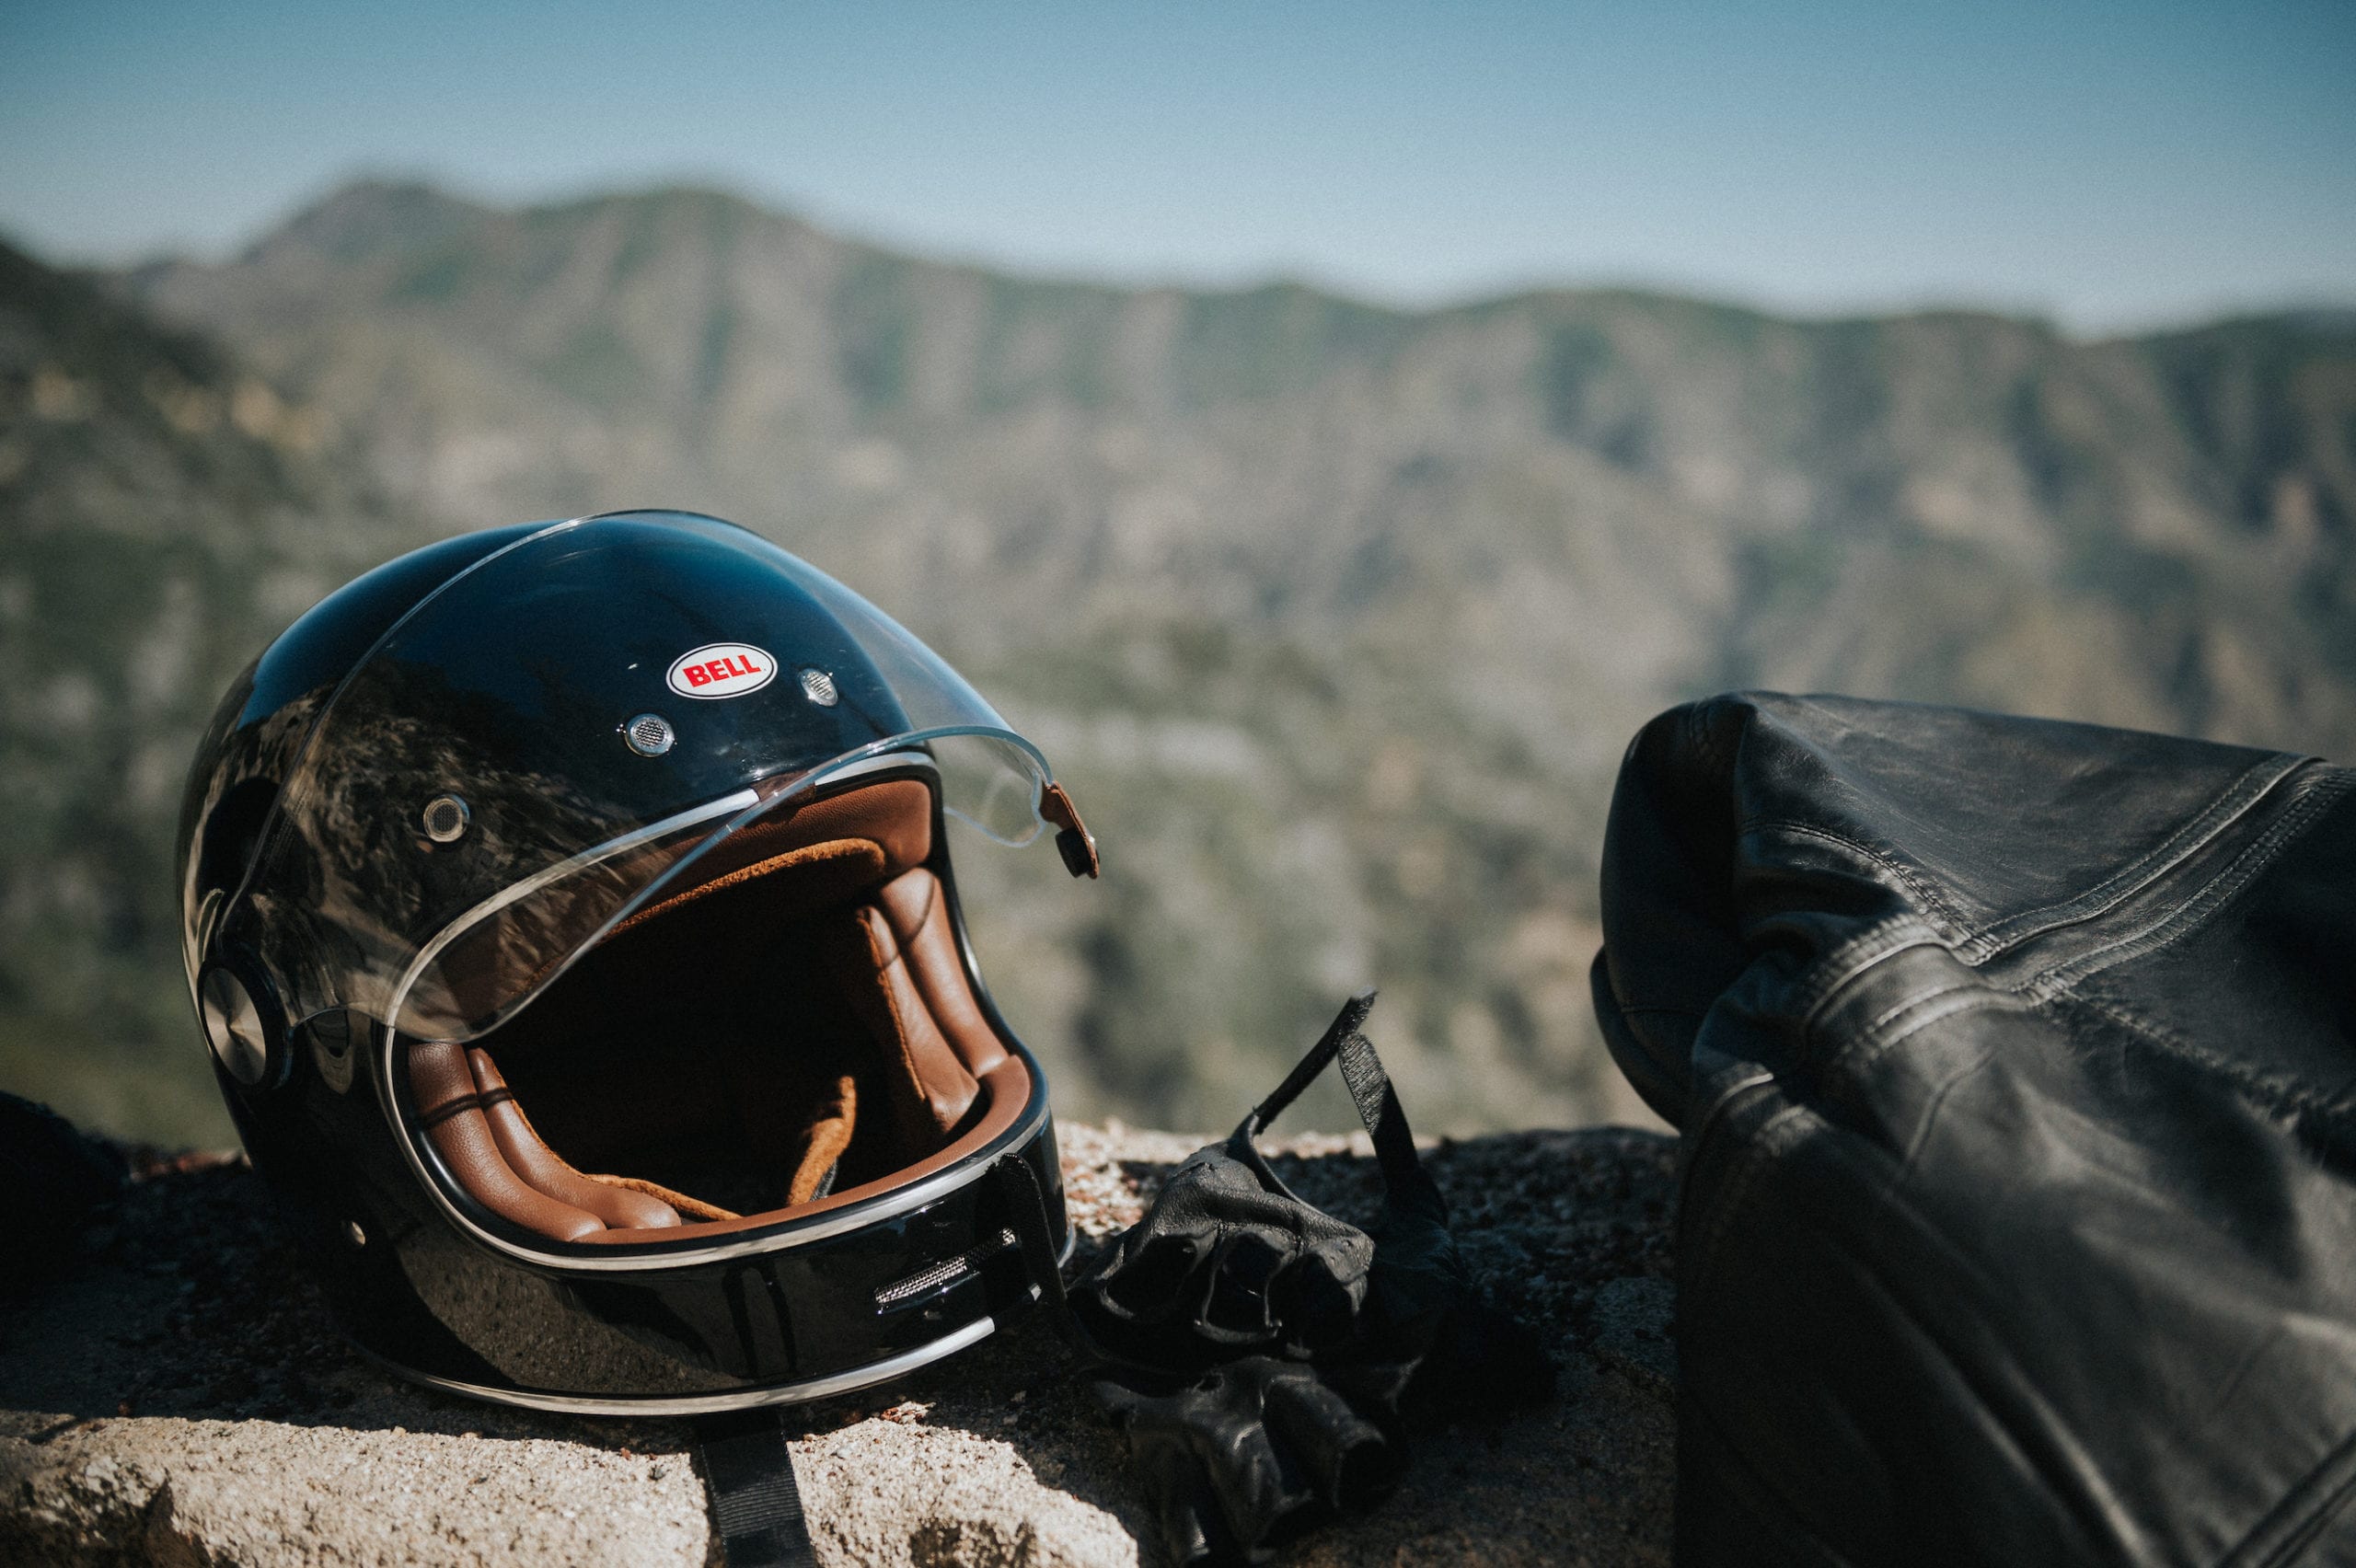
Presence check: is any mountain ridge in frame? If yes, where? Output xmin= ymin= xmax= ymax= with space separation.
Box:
xmin=6 ymin=179 xmax=2350 ymax=1143
xmin=159 ymin=177 xmax=2356 ymax=343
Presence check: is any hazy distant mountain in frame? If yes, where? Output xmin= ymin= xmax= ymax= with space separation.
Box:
xmin=10 ymin=178 xmax=2351 ymax=1143
xmin=0 ymin=236 xmax=405 ymax=1141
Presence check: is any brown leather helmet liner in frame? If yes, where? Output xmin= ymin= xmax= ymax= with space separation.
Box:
xmin=406 ymin=776 xmax=1030 ymax=1245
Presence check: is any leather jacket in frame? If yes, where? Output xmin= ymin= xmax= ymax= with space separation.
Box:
xmin=1591 ymin=694 xmax=2356 ymax=1568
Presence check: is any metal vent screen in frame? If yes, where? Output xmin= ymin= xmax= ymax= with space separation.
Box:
xmin=873 ymin=1228 xmax=1018 ymax=1309
xmin=421 ymin=795 xmax=470 ymax=842
xmin=624 ymin=713 xmax=676 ymax=756
xmin=798 ymin=668 xmax=839 ymax=708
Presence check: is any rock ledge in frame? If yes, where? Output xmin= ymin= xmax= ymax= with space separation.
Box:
xmin=2 ymin=1123 xmax=1677 ymax=1566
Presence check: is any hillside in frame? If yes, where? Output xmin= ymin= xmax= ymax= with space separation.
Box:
xmin=129 ymin=185 xmax=2356 ymax=738
xmin=0 ymin=237 xmax=404 ymax=1141
xmin=6 ymin=179 xmax=2351 ymax=1144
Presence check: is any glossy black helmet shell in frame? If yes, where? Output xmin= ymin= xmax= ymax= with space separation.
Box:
xmin=179 ymin=511 xmax=1081 ymax=1412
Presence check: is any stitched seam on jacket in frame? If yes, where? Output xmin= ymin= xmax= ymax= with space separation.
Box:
xmin=1746 ymin=755 xmax=2313 ymax=984
xmin=1787 ymin=916 xmax=1949 ymax=1021
xmin=1855 ymin=979 xmax=1987 ymax=1049
xmin=1818 ymin=950 xmax=2331 ymax=1173
xmin=2024 ymin=768 xmax=2352 ymax=1003
xmin=1688 ymin=1095 xmax=1810 ymax=1299
xmin=1679 ymin=761 xmax=2345 ymax=1338
xmin=2055 ymin=989 xmax=2332 ymax=1128
xmin=2223 ymin=1416 xmax=2356 ymax=1568
xmin=1817 ymin=985 xmax=2024 ymax=1093
xmin=1792 ymin=766 xmax=2346 ymax=1078
xmin=1677 ymin=916 xmax=1944 ymax=1174
xmin=1958 ymin=753 xmax=2310 ymax=962
xmin=1738 ymin=818 xmax=1975 ymax=941
xmin=1680 ymin=1067 xmax=1777 ymax=1186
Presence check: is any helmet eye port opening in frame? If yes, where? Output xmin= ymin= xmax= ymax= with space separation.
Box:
xmin=394 ymin=772 xmax=1047 ymax=1266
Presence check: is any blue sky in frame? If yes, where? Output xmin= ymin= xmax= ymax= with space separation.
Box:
xmin=3 ymin=0 xmax=2350 ymax=331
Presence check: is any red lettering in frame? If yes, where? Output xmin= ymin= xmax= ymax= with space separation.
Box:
xmin=676 ymin=649 xmax=773 ymax=692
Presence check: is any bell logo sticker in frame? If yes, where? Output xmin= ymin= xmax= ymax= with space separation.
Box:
xmin=665 ymin=643 xmax=778 ymax=700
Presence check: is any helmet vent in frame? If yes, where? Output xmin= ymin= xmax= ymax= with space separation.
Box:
xmin=798 ymin=668 xmax=840 ymax=707
xmin=624 ymin=713 xmax=676 ymax=756
xmin=422 ymin=795 xmax=471 ymax=843
xmin=873 ymin=1227 xmax=1018 ymax=1311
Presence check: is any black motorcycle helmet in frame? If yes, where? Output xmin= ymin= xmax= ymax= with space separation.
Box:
xmin=177 ymin=510 xmax=1098 ymax=1413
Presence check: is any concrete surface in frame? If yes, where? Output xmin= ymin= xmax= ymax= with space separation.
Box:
xmin=2 ymin=1122 xmax=1678 ymax=1566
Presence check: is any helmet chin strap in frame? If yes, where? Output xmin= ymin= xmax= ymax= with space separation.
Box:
xmin=694 ymin=1408 xmax=816 ymax=1567
xmin=687 ymin=1152 xmax=1069 ymax=1568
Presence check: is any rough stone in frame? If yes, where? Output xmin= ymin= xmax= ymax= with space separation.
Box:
xmin=1 ymin=1124 xmax=1678 ymax=1566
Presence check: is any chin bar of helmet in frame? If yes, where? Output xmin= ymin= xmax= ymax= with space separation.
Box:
xmin=358 ymin=1223 xmax=1077 ymax=1417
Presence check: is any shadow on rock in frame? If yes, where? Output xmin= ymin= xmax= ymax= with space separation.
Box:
xmin=1 ymin=1124 xmax=1680 ymax=1566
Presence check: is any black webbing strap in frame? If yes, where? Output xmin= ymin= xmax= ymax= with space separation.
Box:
xmin=1241 ymin=987 xmax=1379 ymax=1138
xmin=1335 ymin=1027 xmax=1429 ymax=1205
xmin=1240 ymin=988 xmax=1438 ymax=1214
xmin=694 ymin=1408 xmax=815 ymax=1568
xmin=994 ymin=1152 xmax=1069 ymax=1316
xmin=998 ymin=1150 xmax=1106 ymax=1366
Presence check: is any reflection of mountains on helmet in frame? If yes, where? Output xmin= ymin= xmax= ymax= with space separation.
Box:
xmin=177 ymin=509 xmax=1096 ymax=1412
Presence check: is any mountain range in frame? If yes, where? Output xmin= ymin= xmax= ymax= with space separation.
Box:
xmin=6 ymin=179 xmax=2352 ymax=1143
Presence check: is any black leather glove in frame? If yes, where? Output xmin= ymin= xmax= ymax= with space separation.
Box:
xmin=1075 ymin=993 xmax=1553 ymax=1566
xmin=1077 ymin=1127 xmax=1373 ymax=1371
xmin=1093 ymin=1356 xmax=1400 ymax=1566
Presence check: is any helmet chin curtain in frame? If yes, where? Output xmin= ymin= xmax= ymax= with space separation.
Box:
xmin=403 ymin=773 xmax=1030 ymax=1245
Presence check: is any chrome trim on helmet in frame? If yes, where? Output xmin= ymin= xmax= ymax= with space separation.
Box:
xmin=371 ymin=749 xmax=1061 ymax=1273
xmin=794 ymin=747 xmax=943 ymax=793
xmin=382 ymin=784 xmax=761 ymax=1033
xmin=376 ymin=1020 xmax=1054 ymax=1271
xmin=367 ymin=1221 xmax=1076 ymax=1412
xmin=375 ymin=1313 xmax=1001 ymax=1415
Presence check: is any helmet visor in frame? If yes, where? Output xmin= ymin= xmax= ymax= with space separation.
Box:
xmin=226 ymin=512 xmax=1052 ymax=1042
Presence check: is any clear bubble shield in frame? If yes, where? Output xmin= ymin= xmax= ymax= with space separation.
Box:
xmin=220 ymin=512 xmax=1053 ymax=1043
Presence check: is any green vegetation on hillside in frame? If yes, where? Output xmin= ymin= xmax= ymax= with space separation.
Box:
xmin=6 ymin=181 xmax=2353 ymax=1146
xmin=0 ymin=238 xmax=402 ymax=1143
